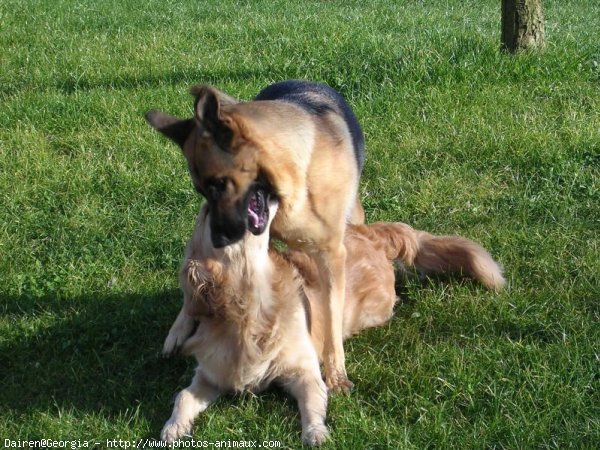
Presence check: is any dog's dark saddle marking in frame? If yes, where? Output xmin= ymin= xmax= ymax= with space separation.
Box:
xmin=255 ymin=80 xmax=365 ymax=174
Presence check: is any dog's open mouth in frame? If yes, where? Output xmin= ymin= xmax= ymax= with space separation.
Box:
xmin=247 ymin=185 xmax=270 ymax=235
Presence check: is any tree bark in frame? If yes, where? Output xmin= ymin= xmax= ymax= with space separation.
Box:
xmin=501 ymin=0 xmax=545 ymax=53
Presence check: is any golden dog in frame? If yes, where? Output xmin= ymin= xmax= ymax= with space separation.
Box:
xmin=161 ymin=190 xmax=504 ymax=445
xmin=147 ymin=80 xmax=365 ymax=391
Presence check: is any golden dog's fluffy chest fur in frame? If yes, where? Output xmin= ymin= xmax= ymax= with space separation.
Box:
xmin=184 ymin=318 xmax=277 ymax=392
xmin=181 ymin=241 xmax=319 ymax=393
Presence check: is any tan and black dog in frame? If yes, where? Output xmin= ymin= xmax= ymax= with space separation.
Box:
xmin=146 ymin=80 xmax=365 ymax=391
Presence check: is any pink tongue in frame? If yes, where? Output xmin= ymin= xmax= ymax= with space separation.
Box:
xmin=248 ymin=208 xmax=260 ymax=228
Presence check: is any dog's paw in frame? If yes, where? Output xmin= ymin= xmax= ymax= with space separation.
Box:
xmin=162 ymin=317 xmax=196 ymax=357
xmin=162 ymin=331 xmax=184 ymax=357
xmin=326 ymin=371 xmax=354 ymax=394
xmin=161 ymin=419 xmax=192 ymax=443
xmin=302 ymin=423 xmax=329 ymax=446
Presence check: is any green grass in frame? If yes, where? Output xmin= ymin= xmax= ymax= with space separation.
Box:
xmin=1 ymin=0 xmax=598 ymax=448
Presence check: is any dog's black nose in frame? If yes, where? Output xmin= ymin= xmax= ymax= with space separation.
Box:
xmin=209 ymin=205 xmax=247 ymax=248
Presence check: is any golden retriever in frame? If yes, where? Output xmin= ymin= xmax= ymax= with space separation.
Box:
xmin=160 ymin=190 xmax=504 ymax=445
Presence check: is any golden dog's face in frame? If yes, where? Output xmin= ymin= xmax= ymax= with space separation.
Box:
xmin=146 ymin=86 xmax=271 ymax=247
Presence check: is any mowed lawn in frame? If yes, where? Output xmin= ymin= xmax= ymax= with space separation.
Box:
xmin=1 ymin=0 xmax=598 ymax=448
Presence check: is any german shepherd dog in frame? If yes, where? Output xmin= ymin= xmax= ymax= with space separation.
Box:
xmin=160 ymin=189 xmax=505 ymax=445
xmin=146 ymin=80 xmax=365 ymax=392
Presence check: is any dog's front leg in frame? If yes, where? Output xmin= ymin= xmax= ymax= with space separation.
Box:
xmin=163 ymin=305 xmax=196 ymax=357
xmin=161 ymin=370 xmax=220 ymax=443
xmin=315 ymin=243 xmax=353 ymax=393
xmin=286 ymin=371 xmax=329 ymax=446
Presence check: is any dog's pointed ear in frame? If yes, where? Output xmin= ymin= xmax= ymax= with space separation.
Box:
xmin=191 ymin=85 xmax=238 ymax=148
xmin=145 ymin=110 xmax=194 ymax=149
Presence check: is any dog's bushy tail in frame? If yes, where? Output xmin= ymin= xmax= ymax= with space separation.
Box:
xmin=367 ymin=222 xmax=506 ymax=290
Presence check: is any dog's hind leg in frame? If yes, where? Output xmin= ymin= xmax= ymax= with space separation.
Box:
xmin=163 ymin=306 xmax=196 ymax=357
xmin=161 ymin=370 xmax=220 ymax=443
xmin=285 ymin=370 xmax=329 ymax=446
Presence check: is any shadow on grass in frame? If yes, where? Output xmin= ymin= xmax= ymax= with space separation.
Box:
xmin=3 ymin=274 xmax=547 ymax=437
xmin=0 ymin=283 xmax=417 ymax=437
xmin=0 ymin=290 xmax=192 ymax=431
xmin=0 ymin=290 xmax=310 ymax=439
xmin=56 ymin=68 xmax=266 ymax=95
xmin=2 ymin=67 xmax=270 ymax=98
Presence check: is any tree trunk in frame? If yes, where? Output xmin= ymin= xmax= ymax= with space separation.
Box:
xmin=501 ymin=0 xmax=545 ymax=53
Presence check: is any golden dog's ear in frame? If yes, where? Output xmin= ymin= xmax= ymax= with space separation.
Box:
xmin=145 ymin=110 xmax=194 ymax=149
xmin=186 ymin=258 xmax=224 ymax=288
xmin=184 ymin=258 xmax=225 ymax=318
xmin=191 ymin=85 xmax=239 ymax=149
